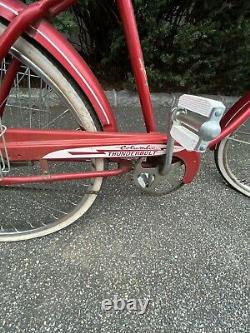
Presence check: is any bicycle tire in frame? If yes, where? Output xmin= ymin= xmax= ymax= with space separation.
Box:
xmin=0 ymin=22 xmax=105 ymax=241
xmin=214 ymin=118 xmax=250 ymax=197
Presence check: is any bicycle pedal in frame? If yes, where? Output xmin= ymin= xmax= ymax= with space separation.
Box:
xmin=171 ymin=95 xmax=226 ymax=152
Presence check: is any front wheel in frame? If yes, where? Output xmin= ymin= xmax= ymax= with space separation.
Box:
xmin=215 ymin=118 xmax=250 ymax=197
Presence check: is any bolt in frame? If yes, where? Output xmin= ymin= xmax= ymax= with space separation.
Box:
xmin=215 ymin=110 xmax=222 ymax=117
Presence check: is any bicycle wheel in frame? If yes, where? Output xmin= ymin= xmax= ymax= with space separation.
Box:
xmin=215 ymin=118 xmax=250 ymax=197
xmin=0 ymin=22 xmax=105 ymax=241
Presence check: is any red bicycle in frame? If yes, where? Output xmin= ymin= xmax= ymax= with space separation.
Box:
xmin=0 ymin=0 xmax=249 ymax=241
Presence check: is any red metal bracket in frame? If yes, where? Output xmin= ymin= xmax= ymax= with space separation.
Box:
xmin=0 ymin=0 xmax=65 ymax=63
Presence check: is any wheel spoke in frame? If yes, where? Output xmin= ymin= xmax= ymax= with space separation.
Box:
xmin=0 ymin=28 xmax=104 ymax=241
xmin=228 ymin=137 xmax=250 ymax=145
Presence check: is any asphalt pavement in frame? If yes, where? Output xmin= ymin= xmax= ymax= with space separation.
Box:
xmin=0 ymin=104 xmax=248 ymax=333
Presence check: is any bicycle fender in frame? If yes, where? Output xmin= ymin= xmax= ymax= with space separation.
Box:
xmin=209 ymin=92 xmax=250 ymax=150
xmin=0 ymin=0 xmax=118 ymax=132
xmin=174 ymin=150 xmax=201 ymax=184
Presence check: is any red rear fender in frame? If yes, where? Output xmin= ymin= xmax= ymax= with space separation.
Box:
xmin=0 ymin=0 xmax=117 ymax=131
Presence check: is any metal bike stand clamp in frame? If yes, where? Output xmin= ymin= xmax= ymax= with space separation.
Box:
xmin=0 ymin=119 xmax=10 ymax=179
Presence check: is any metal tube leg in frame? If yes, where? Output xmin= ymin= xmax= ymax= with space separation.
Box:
xmin=159 ymin=107 xmax=180 ymax=176
xmin=160 ymin=135 xmax=175 ymax=176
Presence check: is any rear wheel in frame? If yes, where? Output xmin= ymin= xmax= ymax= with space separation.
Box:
xmin=0 ymin=22 xmax=105 ymax=241
xmin=215 ymin=118 xmax=250 ymax=197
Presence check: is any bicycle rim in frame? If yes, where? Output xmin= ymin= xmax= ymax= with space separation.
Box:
xmin=216 ymin=119 xmax=250 ymax=197
xmin=0 ymin=24 xmax=104 ymax=241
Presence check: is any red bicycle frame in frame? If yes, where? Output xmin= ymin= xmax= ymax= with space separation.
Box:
xmin=0 ymin=0 xmax=249 ymax=186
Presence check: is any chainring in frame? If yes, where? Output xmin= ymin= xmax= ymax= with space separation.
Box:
xmin=133 ymin=159 xmax=184 ymax=196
